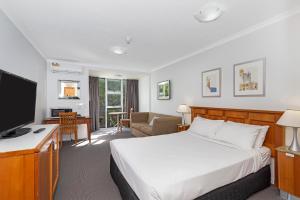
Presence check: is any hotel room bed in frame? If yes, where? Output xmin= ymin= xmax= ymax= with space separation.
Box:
xmin=110 ymin=132 xmax=271 ymax=200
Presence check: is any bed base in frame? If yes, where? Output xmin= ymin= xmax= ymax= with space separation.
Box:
xmin=110 ymin=155 xmax=271 ymax=200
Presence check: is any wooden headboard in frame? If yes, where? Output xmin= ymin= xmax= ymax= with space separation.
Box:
xmin=190 ymin=106 xmax=284 ymax=157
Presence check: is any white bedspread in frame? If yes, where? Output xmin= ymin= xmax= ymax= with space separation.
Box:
xmin=110 ymin=131 xmax=270 ymax=200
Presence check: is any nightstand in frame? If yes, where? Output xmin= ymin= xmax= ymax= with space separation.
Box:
xmin=177 ymin=124 xmax=190 ymax=132
xmin=276 ymin=146 xmax=300 ymax=197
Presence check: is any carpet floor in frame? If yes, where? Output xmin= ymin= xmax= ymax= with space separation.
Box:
xmin=54 ymin=128 xmax=282 ymax=200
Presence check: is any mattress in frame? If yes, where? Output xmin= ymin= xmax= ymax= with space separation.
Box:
xmin=110 ymin=131 xmax=271 ymax=200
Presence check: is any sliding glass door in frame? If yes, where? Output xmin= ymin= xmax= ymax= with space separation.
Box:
xmin=106 ymin=79 xmax=123 ymax=127
xmin=99 ymin=78 xmax=124 ymax=128
xmin=99 ymin=78 xmax=106 ymax=128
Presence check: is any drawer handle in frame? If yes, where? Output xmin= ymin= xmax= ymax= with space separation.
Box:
xmin=285 ymin=153 xmax=295 ymax=158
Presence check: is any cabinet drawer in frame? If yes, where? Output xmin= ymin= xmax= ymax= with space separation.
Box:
xmin=277 ymin=151 xmax=300 ymax=197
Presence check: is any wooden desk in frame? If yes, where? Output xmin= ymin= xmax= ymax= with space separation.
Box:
xmin=43 ymin=116 xmax=92 ymax=143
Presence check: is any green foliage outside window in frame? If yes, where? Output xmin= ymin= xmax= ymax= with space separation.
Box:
xmin=107 ymin=79 xmax=121 ymax=92
xmin=99 ymin=78 xmax=106 ymax=128
xmin=98 ymin=78 xmax=124 ymax=128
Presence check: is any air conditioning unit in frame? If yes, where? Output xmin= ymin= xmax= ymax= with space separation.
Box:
xmin=50 ymin=62 xmax=83 ymax=73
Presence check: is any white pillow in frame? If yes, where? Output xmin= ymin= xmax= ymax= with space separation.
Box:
xmin=226 ymin=121 xmax=269 ymax=148
xmin=215 ymin=122 xmax=260 ymax=150
xmin=189 ymin=117 xmax=224 ymax=138
xmin=149 ymin=116 xmax=160 ymax=126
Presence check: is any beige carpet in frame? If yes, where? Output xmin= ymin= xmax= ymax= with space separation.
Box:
xmin=54 ymin=128 xmax=282 ymax=200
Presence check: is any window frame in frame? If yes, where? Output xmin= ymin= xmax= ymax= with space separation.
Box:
xmin=105 ymin=79 xmax=123 ymax=127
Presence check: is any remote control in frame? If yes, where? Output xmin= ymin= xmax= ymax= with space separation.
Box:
xmin=33 ymin=128 xmax=46 ymax=134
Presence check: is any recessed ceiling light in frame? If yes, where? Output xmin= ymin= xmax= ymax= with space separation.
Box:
xmin=194 ymin=5 xmax=223 ymax=23
xmin=110 ymin=46 xmax=128 ymax=55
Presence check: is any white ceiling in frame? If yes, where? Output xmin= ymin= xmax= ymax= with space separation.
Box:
xmin=1 ymin=0 xmax=300 ymax=72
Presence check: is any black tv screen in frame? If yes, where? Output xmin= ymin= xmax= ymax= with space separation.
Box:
xmin=0 ymin=69 xmax=37 ymax=136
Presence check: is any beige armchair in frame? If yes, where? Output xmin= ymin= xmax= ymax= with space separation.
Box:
xmin=130 ymin=112 xmax=181 ymax=137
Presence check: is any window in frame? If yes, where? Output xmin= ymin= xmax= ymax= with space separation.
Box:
xmin=99 ymin=78 xmax=106 ymax=128
xmin=107 ymin=79 xmax=121 ymax=91
xmin=106 ymin=79 xmax=123 ymax=127
xmin=107 ymin=94 xmax=121 ymax=106
xmin=98 ymin=78 xmax=124 ymax=128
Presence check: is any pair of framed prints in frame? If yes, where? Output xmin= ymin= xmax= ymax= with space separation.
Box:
xmin=202 ymin=58 xmax=266 ymax=97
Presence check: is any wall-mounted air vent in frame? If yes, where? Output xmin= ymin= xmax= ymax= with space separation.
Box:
xmin=50 ymin=62 xmax=83 ymax=73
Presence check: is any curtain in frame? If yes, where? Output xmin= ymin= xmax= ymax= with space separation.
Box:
xmin=126 ymin=79 xmax=139 ymax=114
xmin=89 ymin=76 xmax=100 ymax=131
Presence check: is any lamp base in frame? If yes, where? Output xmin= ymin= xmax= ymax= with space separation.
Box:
xmin=181 ymin=113 xmax=185 ymax=125
xmin=288 ymin=127 xmax=300 ymax=152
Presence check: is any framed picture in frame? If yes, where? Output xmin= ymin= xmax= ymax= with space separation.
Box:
xmin=202 ymin=68 xmax=221 ymax=97
xmin=157 ymin=80 xmax=170 ymax=100
xmin=234 ymin=58 xmax=266 ymax=97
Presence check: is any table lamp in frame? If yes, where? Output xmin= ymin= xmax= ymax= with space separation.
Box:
xmin=277 ymin=110 xmax=300 ymax=152
xmin=176 ymin=104 xmax=190 ymax=125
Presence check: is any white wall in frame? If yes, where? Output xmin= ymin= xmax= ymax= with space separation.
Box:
xmin=151 ymin=14 xmax=300 ymax=142
xmin=139 ymin=75 xmax=150 ymax=112
xmin=0 ymin=10 xmax=47 ymax=123
xmin=46 ymin=64 xmax=89 ymax=139
xmin=151 ymin=13 xmax=300 ymax=115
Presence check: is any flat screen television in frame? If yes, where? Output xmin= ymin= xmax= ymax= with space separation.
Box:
xmin=0 ymin=69 xmax=37 ymax=138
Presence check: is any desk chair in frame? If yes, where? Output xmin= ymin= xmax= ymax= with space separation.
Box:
xmin=120 ymin=108 xmax=133 ymax=133
xmin=59 ymin=112 xmax=78 ymax=146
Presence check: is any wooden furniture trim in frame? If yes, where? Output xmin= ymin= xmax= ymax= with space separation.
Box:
xmin=51 ymin=129 xmax=60 ymax=194
xmin=43 ymin=116 xmax=92 ymax=143
xmin=277 ymin=146 xmax=300 ymax=156
xmin=0 ymin=127 xmax=59 ymax=200
xmin=0 ymin=127 xmax=59 ymax=158
xmin=190 ymin=106 xmax=284 ymax=157
xmin=177 ymin=124 xmax=190 ymax=132
xmin=59 ymin=112 xmax=78 ymax=145
xmin=35 ymin=128 xmax=58 ymax=152
xmin=0 ymin=154 xmax=35 ymax=199
xmin=34 ymin=136 xmax=53 ymax=200
xmin=190 ymin=106 xmax=284 ymax=186
xmin=120 ymin=108 xmax=133 ymax=132
xmin=276 ymin=147 xmax=300 ymax=197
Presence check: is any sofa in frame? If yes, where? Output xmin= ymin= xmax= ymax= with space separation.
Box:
xmin=130 ymin=112 xmax=181 ymax=137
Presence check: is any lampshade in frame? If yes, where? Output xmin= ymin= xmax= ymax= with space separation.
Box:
xmin=277 ymin=110 xmax=300 ymax=128
xmin=176 ymin=104 xmax=190 ymax=113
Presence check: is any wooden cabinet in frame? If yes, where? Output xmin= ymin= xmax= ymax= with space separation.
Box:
xmin=177 ymin=124 xmax=190 ymax=132
xmin=277 ymin=147 xmax=300 ymax=197
xmin=0 ymin=154 xmax=35 ymax=199
xmin=52 ymin=131 xmax=59 ymax=193
xmin=36 ymin=139 xmax=52 ymax=200
xmin=0 ymin=126 xmax=59 ymax=200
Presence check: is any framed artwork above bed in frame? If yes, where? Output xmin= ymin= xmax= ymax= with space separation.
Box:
xmin=202 ymin=68 xmax=221 ymax=97
xmin=234 ymin=58 xmax=266 ymax=97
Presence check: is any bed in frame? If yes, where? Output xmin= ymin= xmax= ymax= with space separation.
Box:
xmin=110 ymin=107 xmax=284 ymax=200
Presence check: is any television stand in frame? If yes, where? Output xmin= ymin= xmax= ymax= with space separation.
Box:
xmin=2 ymin=128 xmax=32 ymax=139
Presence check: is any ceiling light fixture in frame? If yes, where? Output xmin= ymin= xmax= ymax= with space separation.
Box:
xmin=125 ymin=36 xmax=132 ymax=44
xmin=110 ymin=46 xmax=128 ymax=55
xmin=194 ymin=5 xmax=223 ymax=23
xmin=110 ymin=36 xmax=132 ymax=55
